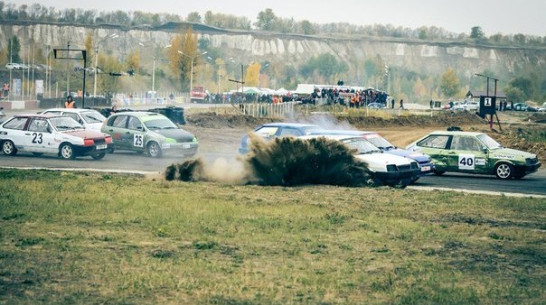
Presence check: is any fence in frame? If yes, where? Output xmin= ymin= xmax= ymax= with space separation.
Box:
xmin=238 ymin=101 xmax=298 ymax=119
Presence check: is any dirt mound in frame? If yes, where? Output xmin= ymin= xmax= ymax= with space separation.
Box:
xmin=186 ymin=112 xmax=277 ymax=128
xmin=524 ymin=113 xmax=546 ymax=123
xmin=343 ymin=111 xmax=486 ymax=129
xmin=186 ymin=111 xmax=486 ymax=130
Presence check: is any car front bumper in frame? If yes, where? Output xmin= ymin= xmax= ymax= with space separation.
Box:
xmin=374 ymin=168 xmax=421 ymax=185
xmin=514 ymin=162 xmax=541 ymax=176
xmin=74 ymin=143 xmax=114 ymax=156
xmin=160 ymin=142 xmax=199 ymax=157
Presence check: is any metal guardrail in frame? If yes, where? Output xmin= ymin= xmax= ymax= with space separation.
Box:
xmin=237 ymin=101 xmax=298 ymax=118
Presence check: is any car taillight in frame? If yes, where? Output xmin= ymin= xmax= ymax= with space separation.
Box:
xmin=84 ymin=139 xmax=94 ymax=146
xmin=105 ymin=136 xmax=112 ymax=144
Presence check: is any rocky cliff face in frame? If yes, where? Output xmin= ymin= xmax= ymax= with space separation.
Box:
xmin=1 ymin=22 xmax=544 ymax=82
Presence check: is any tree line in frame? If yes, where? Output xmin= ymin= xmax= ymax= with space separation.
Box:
xmin=0 ymin=2 xmax=544 ymax=47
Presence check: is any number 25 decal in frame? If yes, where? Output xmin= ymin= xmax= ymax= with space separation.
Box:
xmin=134 ymin=134 xmax=144 ymax=147
xmin=31 ymin=132 xmax=43 ymax=144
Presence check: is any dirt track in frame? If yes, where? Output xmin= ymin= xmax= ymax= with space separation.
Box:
xmin=183 ymin=111 xmax=546 ymax=161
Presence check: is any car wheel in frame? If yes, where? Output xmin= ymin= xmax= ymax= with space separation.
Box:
xmin=59 ymin=143 xmax=76 ymax=160
xmin=91 ymin=152 xmax=106 ymax=160
xmin=495 ymin=163 xmax=513 ymax=179
xmin=146 ymin=141 xmax=162 ymax=158
xmin=2 ymin=140 xmax=17 ymax=156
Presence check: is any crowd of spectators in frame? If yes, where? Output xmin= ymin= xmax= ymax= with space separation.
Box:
xmin=306 ymin=87 xmax=388 ymax=107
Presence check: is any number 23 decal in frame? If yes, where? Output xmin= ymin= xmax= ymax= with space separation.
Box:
xmin=31 ymin=132 xmax=43 ymax=144
xmin=134 ymin=134 xmax=144 ymax=147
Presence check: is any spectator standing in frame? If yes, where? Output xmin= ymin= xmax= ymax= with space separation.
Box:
xmin=399 ymin=99 xmax=404 ymax=109
xmin=391 ymin=98 xmax=395 ymax=109
xmin=430 ymin=99 xmax=434 ymax=109
xmin=65 ymin=95 xmax=75 ymax=108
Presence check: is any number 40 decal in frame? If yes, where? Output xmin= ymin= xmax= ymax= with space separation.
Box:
xmin=459 ymin=154 xmax=475 ymax=170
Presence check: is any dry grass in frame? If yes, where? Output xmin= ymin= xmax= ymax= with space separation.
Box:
xmin=0 ymin=169 xmax=544 ymax=304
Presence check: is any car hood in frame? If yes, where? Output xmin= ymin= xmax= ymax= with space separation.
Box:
xmin=355 ymin=152 xmax=413 ymax=166
xmin=489 ymin=147 xmax=536 ymax=159
xmin=383 ymin=147 xmax=430 ymax=162
xmin=153 ymin=128 xmax=195 ymax=142
xmin=63 ymin=129 xmax=106 ymax=139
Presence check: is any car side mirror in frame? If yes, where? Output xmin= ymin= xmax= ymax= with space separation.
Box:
xmin=137 ymin=126 xmax=144 ymax=131
xmin=482 ymin=147 xmax=488 ymax=154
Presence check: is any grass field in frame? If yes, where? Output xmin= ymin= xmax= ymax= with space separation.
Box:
xmin=0 ymin=169 xmax=545 ymax=304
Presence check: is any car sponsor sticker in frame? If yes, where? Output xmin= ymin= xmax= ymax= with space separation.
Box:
xmin=134 ymin=133 xmax=144 ymax=147
xmin=458 ymin=154 xmax=475 ymax=170
xmin=475 ymin=158 xmax=486 ymax=166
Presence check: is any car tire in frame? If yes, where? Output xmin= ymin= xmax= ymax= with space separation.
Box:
xmin=2 ymin=140 xmax=17 ymax=156
xmin=495 ymin=163 xmax=514 ymax=179
xmin=59 ymin=143 xmax=76 ymax=160
xmin=146 ymin=141 xmax=162 ymax=158
xmin=91 ymin=152 xmax=106 ymax=160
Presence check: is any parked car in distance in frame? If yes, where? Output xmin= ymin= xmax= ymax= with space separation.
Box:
xmin=238 ymin=122 xmax=323 ymax=154
xmin=5 ymin=63 xmax=22 ymax=70
xmin=513 ymin=103 xmax=529 ymax=111
xmin=406 ymin=130 xmax=541 ymax=179
xmin=300 ymin=135 xmax=421 ymax=188
xmin=190 ymin=86 xmax=209 ymax=103
xmin=101 ymin=111 xmax=198 ymax=158
xmin=308 ymin=129 xmax=435 ymax=178
xmin=367 ymin=102 xmax=386 ymax=109
xmin=537 ymin=102 xmax=546 ymax=112
xmin=0 ymin=113 xmax=112 ymax=159
xmin=40 ymin=108 xmax=106 ymax=131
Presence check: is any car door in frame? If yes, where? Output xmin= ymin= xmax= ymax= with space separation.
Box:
xmin=2 ymin=117 xmax=29 ymax=151
xmin=27 ymin=118 xmax=56 ymax=154
xmin=416 ymin=135 xmax=451 ymax=170
xmin=126 ymin=115 xmax=145 ymax=152
xmin=105 ymin=115 xmax=130 ymax=149
xmin=446 ymin=136 xmax=489 ymax=173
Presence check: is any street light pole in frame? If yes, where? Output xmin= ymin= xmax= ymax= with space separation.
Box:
xmin=177 ymin=50 xmax=207 ymax=91
xmin=93 ymin=33 xmax=118 ymax=97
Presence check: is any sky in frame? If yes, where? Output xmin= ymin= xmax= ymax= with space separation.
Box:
xmin=7 ymin=0 xmax=546 ymax=36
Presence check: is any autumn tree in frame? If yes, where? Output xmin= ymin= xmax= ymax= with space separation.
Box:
xmin=245 ymin=63 xmax=261 ymax=87
xmin=7 ymin=35 xmax=21 ymax=63
xmin=470 ymin=26 xmax=485 ymax=40
xmin=169 ymin=27 xmax=199 ymax=91
xmin=439 ymin=68 xmax=461 ymax=98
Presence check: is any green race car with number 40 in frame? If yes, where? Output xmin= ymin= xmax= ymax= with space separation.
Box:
xmin=406 ymin=131 xmax=541 ymax=179
xmin=102 ymin=111 xmax=198 ymax=158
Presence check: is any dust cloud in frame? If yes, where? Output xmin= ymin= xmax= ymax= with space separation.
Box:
xmin=166 ymin=133 xmax=372 ymax=187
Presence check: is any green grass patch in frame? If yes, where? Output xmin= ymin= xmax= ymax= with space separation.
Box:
xmin=0 ymin=169 xmax=544 ymax=304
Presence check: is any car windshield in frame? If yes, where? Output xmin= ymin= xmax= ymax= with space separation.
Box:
xmin=144 ymin=118 xmax=177 ymax=130
xmin=477 ymin=134 xmax=502 ymax=149
xmin=81 ymin=111 xmax=106 ymax=124
xmin=343 ymin=138 xmax=382 ymax=154
xmin=50 ymin=116 xmax=84 ymax=131
xmin=364 ymin=134 xmax=395 ymax=149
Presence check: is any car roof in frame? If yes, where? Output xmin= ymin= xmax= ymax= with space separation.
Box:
xmin=308 ymin=129 xmax=375 ymax=136
xmin=428 ymin=131 xmax=484 ymax=136
xmin=299 ymin=134 xmax=366 ymax=141
xmin=14 ymin=113 xmax=60 ymax=119
xmin=42 ymin=108 xmax=98 ymax=113
xmin=260 ymin=122 xmax=320 ymax=128
xmin=110 ymin=111 xmax=162 ymax=117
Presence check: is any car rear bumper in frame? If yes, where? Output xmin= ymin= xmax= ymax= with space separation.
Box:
xmin=74 ymin=143 xmax=113 ymax=156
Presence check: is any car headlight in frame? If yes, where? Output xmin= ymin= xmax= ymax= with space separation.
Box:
xmin=386 ymin=164 xmax=397 ymax=172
